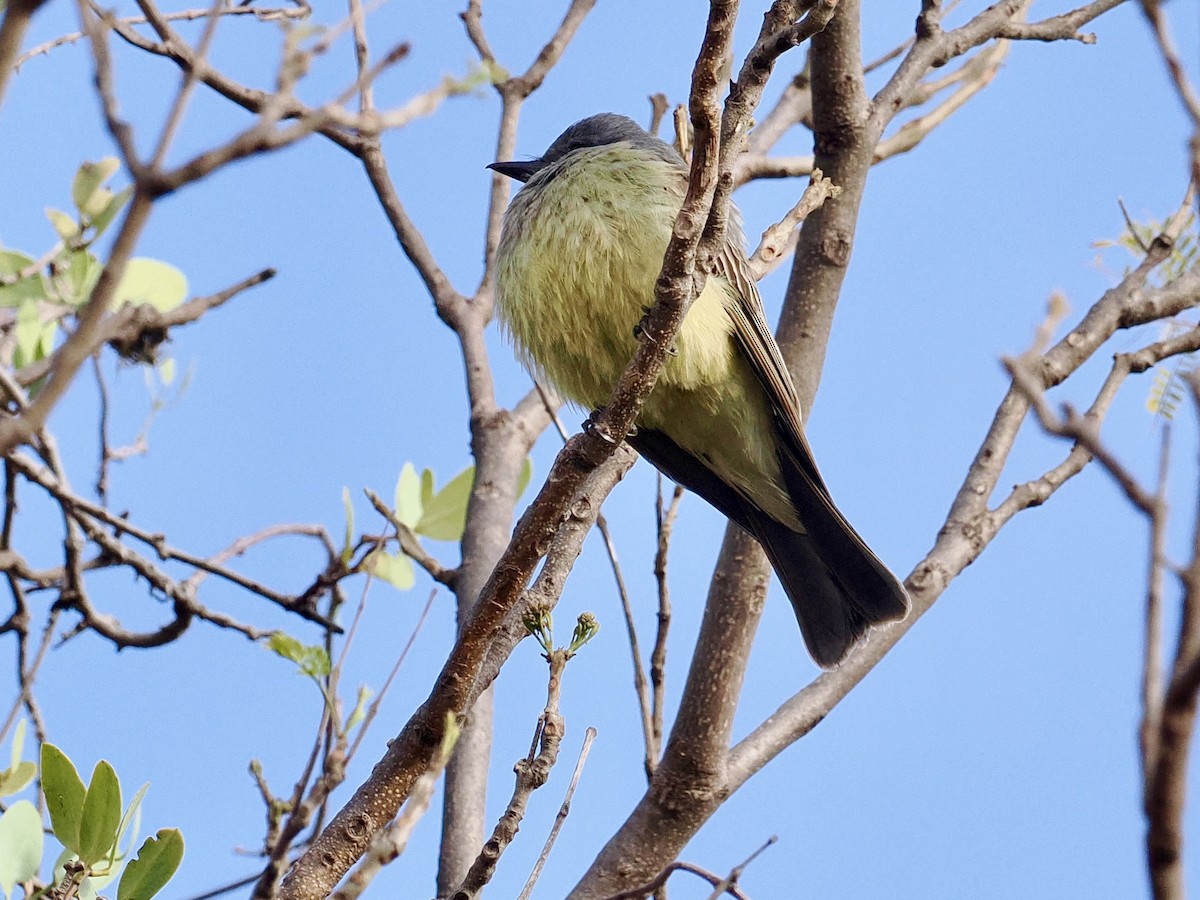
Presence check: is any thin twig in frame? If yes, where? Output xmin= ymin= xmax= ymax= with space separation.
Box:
xmin=451 ymin=643 xmax=573 ymax=899
xmin=597 ymin=861 xmax=753 ymax=900
xmin=345 ymin=588 xmax=438 ymax=762
xmin=16 ymin=4 xmax=308 ymax=68
xmin=649 ymin=477 xmax=683 ymax=777
xmin=364 ymin=489 xmax=458 ymax=587
xmin=516 ymin=726 xmax=598 ymax=900
xmin=747 ymin=168 xmax=841 ymax=278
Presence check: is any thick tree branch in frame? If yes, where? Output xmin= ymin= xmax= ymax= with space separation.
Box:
xmin=281 ymin=0 xmax=738 ymax=887
xmin=573 ymin=3 xmax=843 ymax=895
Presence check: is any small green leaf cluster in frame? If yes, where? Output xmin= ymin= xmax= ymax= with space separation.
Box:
xmin=1094 ymin=212 xmax=1199 ymax=287
xmin=0 ymin=159 xmax=189 ymax=381
xmin=1095 ymin=214 xmax=1200 ymax=421
xmin=267 ymin=632 xmax=332 ymax=681
xmin=0 ymin=722 xmax=183 ymax=900
xmin=1142 ymin=338 xmax=1190 ymax=422
xmin=266 ymin=633 xmax=372 ymax=736
xmin=446 ymin=59 xmax=510 ymax=97
xmin=343 ymin=458 xmax=532 ymax=591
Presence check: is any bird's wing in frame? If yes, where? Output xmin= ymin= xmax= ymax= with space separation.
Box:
xmin=714 ymin=235 xmax=908 ymax=619
xmin=713 ymin=239 xmax=827 ymax=492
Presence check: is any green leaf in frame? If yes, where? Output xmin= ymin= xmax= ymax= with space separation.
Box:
xmin=366 ymin=549 xmax=414 ymax=590
xmin=72 ymin=158 xmax=120 ymax=213
xmin=117 ymin=829 xmax=183 ymax=900
xmin=516 ymin=457 xmax=533 ymax=499
xmin=63 ymin=250 xmax=102 ymax=307
xmin=38 ymin=320 xmax=58 ymax=360
xmin=115 ymin=782 xmax=148 ymax=858
xmin=340 ymin=486 xmax=355 ymax=565
xmin=41 ymin=743 xmax=86 ymax=856
xmin=420 ymin=468 xmax=435 ymax=508
xmin=416 ymin=465 xmax=475 ymax=541
xmin=0 ymin=251 xmax=33 ymax=277
xmin=13 ymin=301 xmax=42 ymax=368
xmin=345 ymin=685 xmax=372 ymax=733
xmin=0 ymin=251 xmax=48 ymax=308
xmin=8 ymin=719 xmax=25 ymax=773
xmin=112 ymin=259 xmax=188 ymax=313
xmin=266 ymin=633 xmax=330 ymax=679
xmin=0 ymin=722 xmax=31 ymax=799
xmin=90 ymin=187 xmax=132 ymax=238
xmin=46 ymin=207 xmax=79 ymax=241
xmin=0 ymin=762 xmax=36 ymax=799
xmin=267 ymin=632 xmax=303 ymax=665
xmin=78 ymin=760 xmax=121 ymax=866
xmin=394 ymin=463 xmax=422 ymax=528
xmin=81 ymin=189 xmax=112 ymax=221
xmin=0 ymin=800 xmax=44 ymax=899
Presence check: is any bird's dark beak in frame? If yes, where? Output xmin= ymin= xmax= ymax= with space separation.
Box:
xmin=487 ymin=159 xmax=545 ymax=183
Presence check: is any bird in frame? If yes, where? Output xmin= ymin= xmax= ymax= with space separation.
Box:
xmin=489 ymin=113 xmax=908 ymax=667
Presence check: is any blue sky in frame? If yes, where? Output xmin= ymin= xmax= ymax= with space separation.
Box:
xmin=1 ymin=1 xmax=1198 ymax=898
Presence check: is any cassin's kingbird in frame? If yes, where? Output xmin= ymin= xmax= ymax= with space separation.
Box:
xmin=490 ymin=113 xmax=908 ymax=666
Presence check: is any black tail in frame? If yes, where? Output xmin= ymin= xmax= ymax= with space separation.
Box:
xmin=759 ymin=436 xmax=909 ymax=667
xmin=627 ymin=426 xmax=908 ymax=668
xmin=746 ymin=499 xmax=907 ymax=668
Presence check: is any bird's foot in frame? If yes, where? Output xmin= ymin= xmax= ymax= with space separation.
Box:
xmin=633 ymin=308 xmax=678 ymax=355
xmin=584 ymin=408 xmax=637 ymax=443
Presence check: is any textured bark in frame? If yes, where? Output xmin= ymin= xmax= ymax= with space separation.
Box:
xmin=437 ymin=407 xmax=529 ymax=895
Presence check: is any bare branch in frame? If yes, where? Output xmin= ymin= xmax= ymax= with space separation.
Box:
xmin=15 ymin=267 xmax=275 ymax=388
xmin=997 ymin=0 xmax=1129 ymax=44
xmin=458 ymin=0 xmax=495 ymax=66
xmin=118 ymin=0 xmax=359 ymax=152
xmin=149 ymin=0 xmax=227 ymax=169
xmin=16 ymin=5 xmax=308 ymax=68
xmin=871 ymin=39 xmax=1007 ymax=162
xmin=280 ymin=432 xmax=636 ymax=896
xmin=649 ymin=477 xmax=683 ymax=777
xmin=596 ymin=857 xmax=759 ymax=900
xmin=1140 ymin=0 xmax=1200 ymax=127
xmin=747 ymin=169 xmax=841 ymax=279
xmin=648 ymin=92 xmax=670 ymax=135
xmin=517 ymin=726 xmax=598 ymax=900
xmin=1143 ymin=373 xmax=1200 ymax=900
xmin=1140 ymin=428 xmax=1170 ymax=829
xmin=542 ymin=399 xmax=653 ymax=778
xmin=501 ymin=0 xmax=597 ymax=100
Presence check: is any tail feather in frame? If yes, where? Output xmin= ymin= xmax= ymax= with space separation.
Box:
xmin=628 ymin=425 xmax=908 ymax=667
xmin=765 ymin=441 xmax=909 ymax=666
xmin=746 ymin=506 xmax=903 ymax=668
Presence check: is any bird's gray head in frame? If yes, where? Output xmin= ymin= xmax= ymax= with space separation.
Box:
xmin=488 ymin=113 xmax=673 ymax=183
